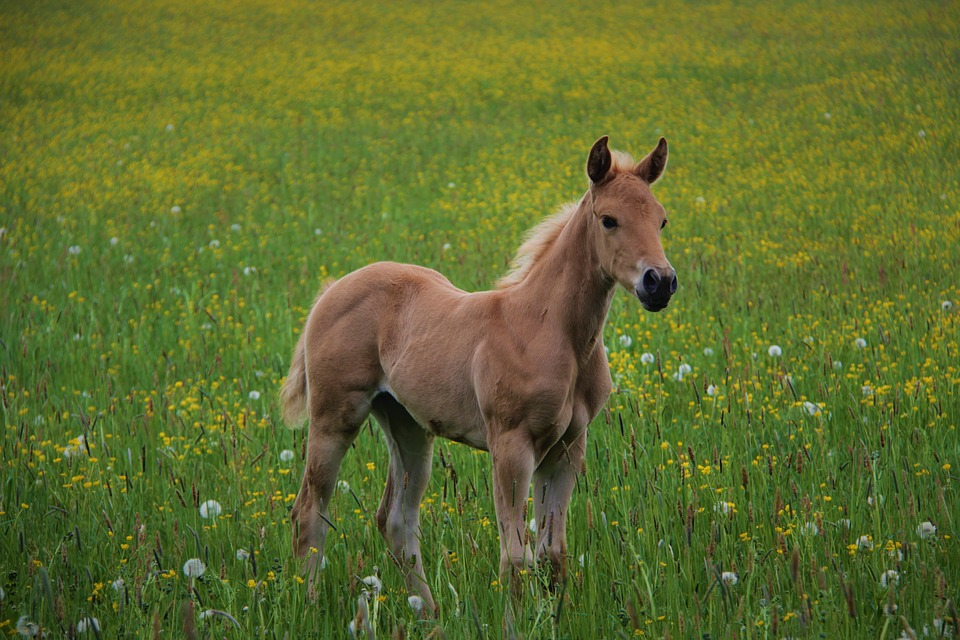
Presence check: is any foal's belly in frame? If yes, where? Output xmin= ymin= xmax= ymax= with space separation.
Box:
xmin=380 ymin=387 xmax=490 ymax=451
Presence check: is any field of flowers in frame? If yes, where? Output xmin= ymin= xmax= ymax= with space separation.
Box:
xmin=2 ymin=0 xmax=960 ymax=637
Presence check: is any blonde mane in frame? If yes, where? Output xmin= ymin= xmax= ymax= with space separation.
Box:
xmin=496 ymin=151 xmax=637 ymax=289
xmin=496 ymin=202 xmax=579 ymax=288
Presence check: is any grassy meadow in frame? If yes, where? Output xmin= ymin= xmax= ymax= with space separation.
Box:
xmin=2 ymin=0 xmax=960 ymax=637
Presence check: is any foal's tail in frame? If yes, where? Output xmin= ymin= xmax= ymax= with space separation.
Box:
xmin=281 ymin=280 xmax=337 ymax=427
xmin=280 ymin=330 xmax=308 ymax=427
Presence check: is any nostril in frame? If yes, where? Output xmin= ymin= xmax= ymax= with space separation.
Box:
xmin=642 ymin=269 xmax=660 ymax=294
xmin=669 ymin=275 xmax=678 ymax=294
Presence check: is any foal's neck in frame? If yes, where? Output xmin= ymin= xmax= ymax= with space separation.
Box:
xmin=507 ymin=197 xmax=615 ymax=359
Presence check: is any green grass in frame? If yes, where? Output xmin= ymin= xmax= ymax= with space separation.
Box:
xmin=2 ymin=0 xmax=960 ymax=637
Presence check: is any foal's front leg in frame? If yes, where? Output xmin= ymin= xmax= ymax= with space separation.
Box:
xmin=532 ymin=431 xmax=586 ymax=585
xmin=490 ymin=431 xmax=536 ymax=592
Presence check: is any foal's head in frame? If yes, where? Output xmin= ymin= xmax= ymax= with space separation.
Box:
xmin=586 ymin=136 xmax=677 ymax=312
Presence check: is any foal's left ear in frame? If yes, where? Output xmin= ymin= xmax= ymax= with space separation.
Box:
xmin=636 ymin=137 xmax=668 ymax=185
xmin=587 ymin=136 xmax=612 ymax=184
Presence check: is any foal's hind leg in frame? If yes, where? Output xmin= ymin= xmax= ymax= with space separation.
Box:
xmin=291 ymin=390 xmax=370 ymax=584
xmin=370 ymin=394 xmax=436 ymax=614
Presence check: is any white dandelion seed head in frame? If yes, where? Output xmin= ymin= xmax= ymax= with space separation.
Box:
xmin=833 ymin=360 xmax=843 ymax=370
xmin=880 ymin=569 xmax=900 ymax=588
xmin=208 ymin=239 xmax=220 ymax=248
xmin=110 ymin=237 xmax=119 ymax=246
xmin=703 ymin=347 xmax=714 ymax=356
xmin=802 ymin=401 xmax=822 ymax=416
xmin=236 ymin=548 xmax=250 ymax=561
xmin=721 ymin=571 xmax=738 ymax=586
xmin=442 ymin=242 xmax=452 ymax=251
xmin=230 ymin=223 xmax=241 ymax=232
xmin=197 ymin=610 xmax=215 ymax=620
xmin=170 ymin=205 xmax=181 ymax=214
xmin=407 ymin=595 xmax=425 ymax=612
xmin=337 ymin=480 xmax=351 ymax=494
xmin=857 ymin=535 xmax=874 ymax=550
xmin=361 ymin=575 xmax=382 ymax=594
xmin=447 ymin=182 xmax=456 ymax=188
xmin=279 ymin=449 xmax=294 ymax=462
xmin=942 ymin=300 xmax=954 ymax=311
xmin=918 ymin=129 xmax=926 ymax=138
xmin=802 ymin=522 xmax=819 ymax=536
xmin=679 ymin=363 xmax=693 ymax=375
xmin=917 ymin=521 xmax=937 ymax=539
xmin=68 ymin=245 xmax=82 ymax=255
xmin=933 ymin=618 xmax=951 ymax=636
xmin=165 ymin=123 xmax=175 ymax=132
xmin=706 ymin=384 xmax=718 ymax=397
xmin=640 ymin=352 xmax=655 ymax=365
xmin=619 ymin=334 xmax=633 ymax=348
xmin=248 ymin=390 xmax=261 ymax=400
xmin=76 ymin=617 xmax=101 ymax=633
xmin=867 ymin=494 xmax=884 ymax=507
xmin=767 ymin=345 xmax=782 ymax=357
xmin=838 ymin=518 xmax=852 ymax=529
xmin=111 ymin=578 xmax=124 ymax=592
xmin=695 ymin=196 xmax=706 ymax=205
xmin=862 ymin=385 xmax=874 ymax=396
xmin=714 ymin=501 xmax=730 ymax=515
xmin=199 ymin=499 xmax=222 ymax=519
xmin=183 ymin=558 xmax=206 ymax=577
xmin=16 ymin=616 xmax=40 ymax=636
xmin=824 ymin=112 xmax=832 ymax=120
xmin=314 ymin=228 xmax=323 ymax=236
xmin=803 ymin=336 xmax=815 ymax=344
xmin=854 ymin=338 xmax=867 ymax=349
xmin=243 ymin=266 xmax=257 ymax=276
xmin=123 ymin=254 xmax=134 ymax=264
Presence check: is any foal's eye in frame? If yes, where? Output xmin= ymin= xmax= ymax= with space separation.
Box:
xmin=601 ymin=216 xmax=618 ymax=230
xmin=661 ymin=219 xmax=668 ymax=230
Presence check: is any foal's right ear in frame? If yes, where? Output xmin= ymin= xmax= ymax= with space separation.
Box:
xmin=587 ymin=136 xmax=612 ymax=184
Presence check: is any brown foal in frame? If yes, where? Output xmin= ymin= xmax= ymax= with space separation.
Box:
xmin=281 ymin=136 xmax=677 ymax=611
